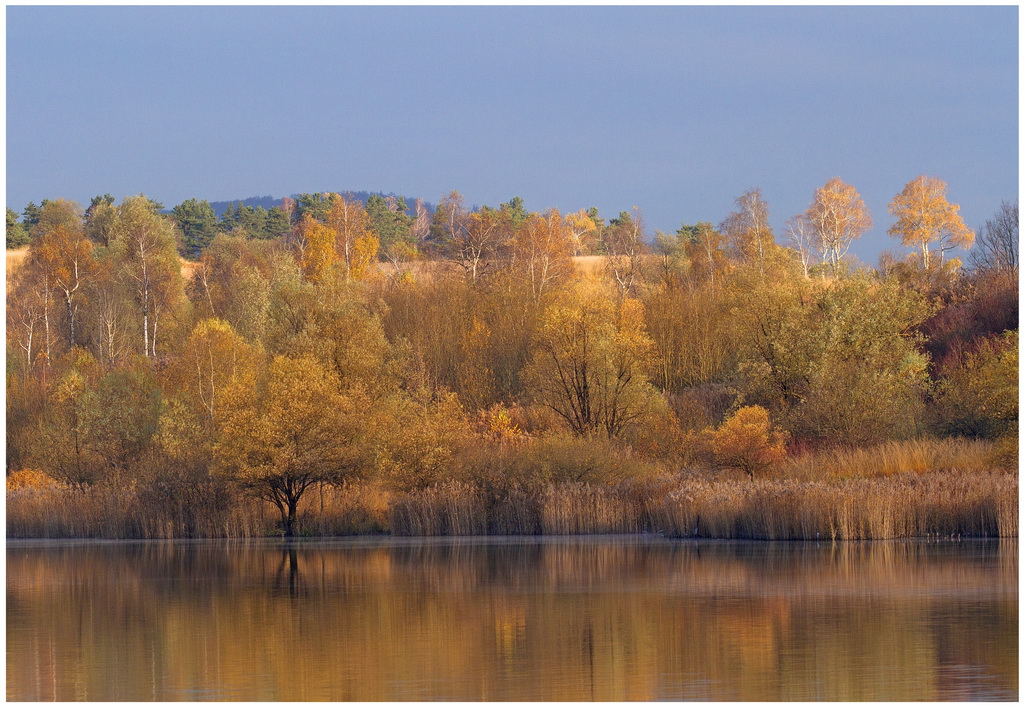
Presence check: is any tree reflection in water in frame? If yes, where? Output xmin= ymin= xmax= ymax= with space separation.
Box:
xmin=6 ymin=537 xmax=1018 ymax=701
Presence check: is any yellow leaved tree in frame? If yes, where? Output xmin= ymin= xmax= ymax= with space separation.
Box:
xmin=525 ymin=281 xmax=657 ymax=438
xmin=157 ymin=318 xmax=262 ymax=462
xmin=299 ymin=215 xmax=337 ymax=283
xmin=888 ymin=175 xmax=974 ymax=271
xmin=806 ymin=177 xmax=872 ymax=273
xmin=213 ymin=355 xmax=363 ymax=536
xmin=700 ymin=405 xmax=787 ymax=479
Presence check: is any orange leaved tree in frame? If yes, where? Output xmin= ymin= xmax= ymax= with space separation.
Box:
xmin=701 ymin=405 xmax=788 ymax=479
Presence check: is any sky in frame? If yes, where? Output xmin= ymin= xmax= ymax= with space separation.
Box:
xmin=6 ymin=5 xmax=1019 ymax=262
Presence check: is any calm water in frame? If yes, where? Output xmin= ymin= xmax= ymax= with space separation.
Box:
xmin=6 ymin=536 xmax=1018 ymax=701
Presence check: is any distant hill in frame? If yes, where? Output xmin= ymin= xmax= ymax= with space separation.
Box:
xmin=207 ymin=192 xmax=435 ymax=218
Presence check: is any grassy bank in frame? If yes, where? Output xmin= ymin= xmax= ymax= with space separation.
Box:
xmin=7 ymin=438 xmax=1017 ymax=540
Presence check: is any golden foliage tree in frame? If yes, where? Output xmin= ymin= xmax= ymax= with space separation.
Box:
xmin=806 ymin=177 xmax=872 ymax=273
xmin=888 ymin=176 xmax=974 ymax=270
xmin=299 ymin=215 xmax=337 ymax=283
xmin=564 ymin=209 xmax=598 ymax=256
xmin=526 ymin=282 xmax=657 ymax=437
xmin=110 ymin=196 xmax=183 ymax=358
xmin=683 ymin=221 xmax=728 ymax=287
xmin=700 ymin=405 xmax=787 ymax=478
xmin=601 ymin=209 xmax=647 ymax=298
xmin=169 ymin=319 xmax=262 ymax=415
xmin=367 ymin=389 xmax=469 ymax=490
xmin=513 ymin=209 xmax=577 ymax=302
xmin=158 ymin=318 xmax=262 ymax=460
xmin=30 ymin=224 xmax=98 ymax=348
xmin=350 ymin=232 xmax=381 ymax=281
xmin=450 ymin=208 xmax=503 ymax=283
xmin=7 ymin=255 xmax=57 ymax=375
xmin=721 ymin=188 xmax=774 ymax=267
xmin=325 ymin=194 xmax=376 ymax=279
xmin=213 ymin=355 xmax=363 ymax=536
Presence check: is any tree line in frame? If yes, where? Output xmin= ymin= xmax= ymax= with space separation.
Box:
xmin=6 ymin=177 xmax=1018 ymax=535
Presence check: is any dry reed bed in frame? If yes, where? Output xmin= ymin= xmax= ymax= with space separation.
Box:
xmin=654 ymin=472 xmax=1018 ymax=540
xmin=7 ymin=469 xmax=1018 ymax=540
xmin=375 ymin=472 xmax=1018 ymax=540
xmin=777 ymin=438 xmax=999 ymax=480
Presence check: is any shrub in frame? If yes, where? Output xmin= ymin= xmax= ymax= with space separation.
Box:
xmin=700 ymin=405 xmax=787 ymax=478
xmin=931 ymin=331 xmax=1018 ymax=438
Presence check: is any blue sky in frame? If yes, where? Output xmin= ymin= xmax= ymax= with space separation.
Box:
xmin=6 ymin=6 xmax=1018 ymax=261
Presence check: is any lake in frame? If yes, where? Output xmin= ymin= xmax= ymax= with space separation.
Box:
xmin=6 ymin=536 xmax=1017 ymax=701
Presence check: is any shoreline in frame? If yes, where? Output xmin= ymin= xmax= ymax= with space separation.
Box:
xmin=9 ymin=470 xmax=1017 ymax=541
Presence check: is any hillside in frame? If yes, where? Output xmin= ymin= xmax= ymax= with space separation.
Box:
xmin=207 ymin=192 xmax=435 ymax=218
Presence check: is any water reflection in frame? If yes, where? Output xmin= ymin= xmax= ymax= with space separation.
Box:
xmin=6 ymin=537 xmax=1018 ymax=701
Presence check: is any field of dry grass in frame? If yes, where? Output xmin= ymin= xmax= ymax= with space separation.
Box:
xmin=573 ymin=254 xmax=607 ymax=276
xmin=6 ymin=246 xmax=29 ymax=279
xmin=8 ymin=245 xmax=602 ymax=285
xmin=7 ymin=246 xmax=200 ymax=282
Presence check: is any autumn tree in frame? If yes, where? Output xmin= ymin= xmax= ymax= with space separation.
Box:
xmin=730 ymin=266 xmax=816 ymax=412
xmin=409 ymin=198 xmax=431 ymax=242
xmin=29 ymin=352 xmax=103 ymax=487
xmin=213 ymin=355 xmax=364 ymax=536
xmin=298 ymin=214 xmax=337 ymax=282
xmin=642 ymin=282 xmax=737 ymax=393
xmin=376 ymin=274 xmax=504 ymax=403
xmin=324 ymin=194 xmax=378 ymax=280
xmin=652 ymin=229 xmax=689 ymax=289
xmin=805 ymin=178 xmax=872 ymax=274
xmin=31 ymin=223 xmax=98 ymax=347
xmin=7 ymin=255 xmax=56 ymax=375
xmin=85 ymin=257 xmax=135 ymax=367
xmin=264 ymin=267 xmax=395 ymax=394
xmin=445 ymin=207 xmax=503 ymax=283
xmin=734 ymin=270 xmax=933 ymax=445
xmin=365 ymin=389 xmax=470 ymax=491
xmin=512 ymin=209 xmax=577 ymax=302
xmin=110 ymin=195 xmax=184 ymax=358
xmin=84 ymin=195 xmax=117 ymax=247
xmin=526 ymin=281 xmax=657 ymax=437
xmin=564 ymin=209 xmax=598 ymax=256
xmin=23 ymin=352 xmax=160 ymax=484
xmin=188 ymin=234 xmax=278 ymax=337
xmin=784 ymin=213 xmax=816 ymax=278
xmin=699 ymin=405 xmax=787 ymax=478
xmin=158 ymin=318 xmax=262 ymax=462
xmin=601 ymin=209 xmax=647 ymax=298
xmin=931 ymin=331 xmax=1018 ymax=439
xmin=683 ymin=221 xmax=728 ymax=287
xmin=76 ymin=366 xmax=163 ymax=474
xmin=28 ymin=199 xmax=84 ymax=240
xmin=888 ymin=175 xmax=974 ymax=270
xmin=428 ymin=190 xmax=471 ymax=250
xmin=721 ymin=188 xmax=774 ymax=267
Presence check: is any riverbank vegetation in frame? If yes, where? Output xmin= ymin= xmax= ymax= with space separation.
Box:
xmin=6 ymin=185 xmax=1018 ymax=539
